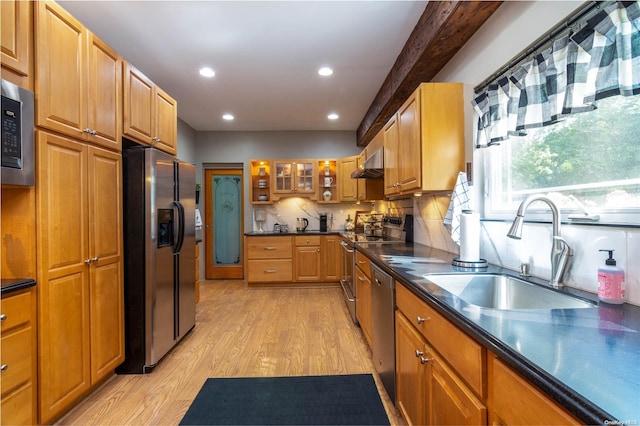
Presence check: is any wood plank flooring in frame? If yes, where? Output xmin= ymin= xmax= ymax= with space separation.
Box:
xmin=57 ymin=280 xmax=405 ymax=425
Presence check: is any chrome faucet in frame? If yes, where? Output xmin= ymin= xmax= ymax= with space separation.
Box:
xmin=507 ymin=195 xmax=572 ymax=288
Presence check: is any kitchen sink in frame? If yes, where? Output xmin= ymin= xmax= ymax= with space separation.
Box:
xmin=420 ymin=273 xmax=596 ymax=310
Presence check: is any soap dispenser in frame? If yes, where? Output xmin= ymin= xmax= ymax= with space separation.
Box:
xmin=597 ymin=249 xmax=625 ymax=304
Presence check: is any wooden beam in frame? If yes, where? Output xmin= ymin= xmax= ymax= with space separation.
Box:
xmin=356 ymin=1 xmax=503 ymax=147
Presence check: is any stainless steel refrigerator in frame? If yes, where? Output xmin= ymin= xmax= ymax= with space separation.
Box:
xmin=118 ymin=147 xmax=196 ymax=374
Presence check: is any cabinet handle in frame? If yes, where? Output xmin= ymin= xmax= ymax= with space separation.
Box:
xmin=0 ymin=314 xmax=6 ymax=321
xmin=416 ymin=316 xmax=429 ymax=324
xmin=91 ymin=256 xmax=99 ymax=262
xmin=419 ymin=356 xmax=432 ymax=365
xmin=85 ymin=258 xmax=92 ymax=264
xmin=264 ymin=269 xmax=277 ymax=273
xmin=263 ymin=246 xmax=277 ymax=250
xmin=357 ymin=276 xmax=365 ymax=282
xmin=415 ymin=350 xmax=424 ymax=357
xmin=84 ymin=128 xmax=91 ymax=133
xmin=90 ymin=129 xmax=97 ymax=135
xmin=0 ymin=364 xmax=7 ymax=372
xmin=357 ymin=260 xmax=365 ymax=265
xmin=317 ymin=248 xmax=320 ymax=252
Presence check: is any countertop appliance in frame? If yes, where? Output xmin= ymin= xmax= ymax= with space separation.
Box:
xmin=1 ymin=79 xmax=34 ymax=186
xmin=371 ymin=262 xmax=396 ymax=403
xmin=118 ymin=147 xmax=196 ymax=374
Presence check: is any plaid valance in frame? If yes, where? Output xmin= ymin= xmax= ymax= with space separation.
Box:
xmin=472 ymin=1 xmax=640 ymax=147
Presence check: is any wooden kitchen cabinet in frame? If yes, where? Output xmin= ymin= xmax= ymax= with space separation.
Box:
xmin=36 ymin=130 xmax=124 ymax=424
xmin=488 ymin=353 xmax=582 ymax=425
xmin=355 ymin=251 xmax=373 ymax=348
xmin=395 ymin=282 xmax=487 ymax=425
xmin=318 ymin=160 xmax=339 ymax=203
xmin=246 ymin=236 xmax=293 ymax=284
xmin=123 ymin=61 xmax=177 ymax=155
xmin=294 ymin=235 xmax=322 ymax=281
xmin=1 ymin=286 xmax=37 ymax=425
xmin=356 ymin=132 xmax=385 ymax=201
xmin=1 ymin=0 xmax=32 ymax=89
xmin=384 ymin=83 xmax=464 ymax=197
xmin=338 ymin=157 xmax=357 ymax=202
xmin=249 ymin=160 xmax=272 ymax=204
xmin=320 ymin=234 xmax=342 ymax=281
xmin=271 ymin=159 xmax=316 ymax=200
xmin=35 ymin=1 xmax=122 ymax=151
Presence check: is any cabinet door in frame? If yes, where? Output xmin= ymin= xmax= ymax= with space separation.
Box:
xmin=35 ymin=1 xmax=86 ymax=139
xmin=295 ymin=161 xmax=316 ymax=195
xmin=321 ymin=235 xmax=342 ymax=281
xmin=86 ymin=33 xmax=121 ymax=151
xmin=294 ymin=246 xmax=321 ymax=281
xmin=36 ymin=132 xmax=91 ymax=424
xmin=338 ymin=157 xmax=357 ymax=202
xmin=383 ymin=115 xmax=400 ymax=196
xmin=355 ymin=266 xmax=372 ymax=347
xmin=1 ymin=0 xmax=31 ymax=78
xmin=430 ymin=355 xmax=487 ymax=425
xmin=87 ymin=148 xmax=124 ymax=383
xmin=397 ymin=89 xmax=421 ymax=193
xmin=272 ymin=160 xmax=294 ymax=193
xmin=395 ymin=311 xmax=429 ymax=426
xmin=123 ymin=62 xmax=154 ymax=145
xmin=154 ymin=86 xmax=177 ymax=155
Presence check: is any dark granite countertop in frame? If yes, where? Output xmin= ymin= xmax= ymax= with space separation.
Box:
xmin=1 ymin=278 xmax=36 ymax=295
xmin=355 ymin=242 xmax=639 ymax=425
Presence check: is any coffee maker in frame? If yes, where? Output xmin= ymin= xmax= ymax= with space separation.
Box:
xmin=319 ymin=213 xmax=328 ymax=232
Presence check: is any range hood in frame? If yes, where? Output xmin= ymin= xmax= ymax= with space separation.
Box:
xmin=351 ymin=148 xmax=384 ymax=178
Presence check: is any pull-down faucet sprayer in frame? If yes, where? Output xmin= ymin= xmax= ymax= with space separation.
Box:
xmin=507 ymin=195 xmax=572 ymax=288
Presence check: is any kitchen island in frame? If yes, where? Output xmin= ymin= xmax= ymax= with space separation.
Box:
xmin=355 ymin=241 xmax=639 ymax=424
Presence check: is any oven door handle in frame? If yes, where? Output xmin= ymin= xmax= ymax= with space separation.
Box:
xmin=339 ymin=279 xmax=355 ymax=302
xmin=339 ymin=240 xmax=354 ymax=253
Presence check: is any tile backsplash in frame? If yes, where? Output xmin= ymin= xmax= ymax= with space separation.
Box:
xmin=414 ymin=195 xmax=640 ymax=306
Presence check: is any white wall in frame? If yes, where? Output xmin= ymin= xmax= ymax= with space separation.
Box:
xmin=415 ymin=1 xmax=640 ymax=305
xmin=177 ymin=118 xmax=198 ymax=164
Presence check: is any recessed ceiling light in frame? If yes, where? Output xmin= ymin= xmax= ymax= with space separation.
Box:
xmin=327 ymin=113 xmax=339 ymax=120
xmin=318 ymin=67 xmax=334 ymax=77
xmin=199 ymin=67 xmax=215 ymax=77
xmin=222 ymin=113 xmax=234 ymax=121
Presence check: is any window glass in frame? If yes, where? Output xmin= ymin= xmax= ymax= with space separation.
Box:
xmin=484 ymin=95 xmax=640 ymax=225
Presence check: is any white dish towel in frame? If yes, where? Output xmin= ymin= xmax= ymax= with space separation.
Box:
xmin=195 ymin=208 xmax=203 ymax=230
xmin=443 ymin=172 xmax=471 ymax=245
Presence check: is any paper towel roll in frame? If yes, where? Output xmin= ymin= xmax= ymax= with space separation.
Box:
xmin=459 ymin=210 xmax=480 ymax=262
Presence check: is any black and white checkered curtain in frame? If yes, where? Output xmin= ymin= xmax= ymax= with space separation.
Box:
xmin=472 ymin=1 xmax=640 ymax=148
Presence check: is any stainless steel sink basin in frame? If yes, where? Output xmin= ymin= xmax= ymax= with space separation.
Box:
xmin=421 ymin=274 xmax=596 ymax=310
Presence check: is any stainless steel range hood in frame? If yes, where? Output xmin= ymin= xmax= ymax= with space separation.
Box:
xmin=351 ymin=148 xmax=384 ymax=178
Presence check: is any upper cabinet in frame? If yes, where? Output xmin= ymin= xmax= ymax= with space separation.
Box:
xmin=249 ymin=160 xmax=271 ymax=204
xmin=35 ymin=1 xmax=122 ymax=152
xmin=338 ymin=157 xmax=357 ymax=202
xmin=1 ymin=0 xmax=33 ymax=89
xmin=271 ymin=160 xmax=316 ymax=200
xmin=123 ymin=62 xmax=177 ymax=156
xmin=318 ymin=160 xmax=338 ymax=203
xmin=384 ymin=83 xmax=464 ymax=197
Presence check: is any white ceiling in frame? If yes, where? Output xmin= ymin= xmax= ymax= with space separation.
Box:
xmin=59 ymin=1 xmax=428 ymax=133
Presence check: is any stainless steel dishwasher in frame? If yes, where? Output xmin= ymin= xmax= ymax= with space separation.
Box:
xmin=370 ymin=262 xmax=396 ymax=403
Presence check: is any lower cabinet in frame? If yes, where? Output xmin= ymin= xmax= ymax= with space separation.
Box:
xmin=488 ymin=353 xmax=581 ymax=425
xmin=395 ymin=282 xmax=486 ymax=425
xmin=0 ymin=286 xmax=37 ymax=425
xmin=36 ymin=131 xmax=124 ymax=424
xmin=246 ymin=234 xmax=341 ymax=286
xmin=355 ymin=251 xmax=373 ymax=348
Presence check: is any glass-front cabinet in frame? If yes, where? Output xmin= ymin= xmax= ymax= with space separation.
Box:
xmin=249 ymin=160 xmax=271 ymax=204
xmin=271 ymin=160 xmax=317 ymax=200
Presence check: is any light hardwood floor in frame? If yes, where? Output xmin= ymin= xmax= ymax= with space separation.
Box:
xmin=58 ymin=280 xmax=405 ymax=425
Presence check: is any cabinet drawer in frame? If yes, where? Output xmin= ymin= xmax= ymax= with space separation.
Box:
xmin=294 ymin=235 xmax=321 ymax=246
xmin=355 ymin=251 xmax=371 ymax=276
xmin=247 ymin=259 xmax=293 ymax=282
xmin=1 ymin=383 xmax=34 ymax=426
xmin=246 ymin=236 xmax=292 ymax=259
xmin=1 ymin=290 xmax=32 ymax=333
xmin=489 ymin=354 xmax=581 ymax=425
xmin=396 ymin=283 xmax=485 ymax=398
xmin=1 ymin=327 xmax=32 ymax=395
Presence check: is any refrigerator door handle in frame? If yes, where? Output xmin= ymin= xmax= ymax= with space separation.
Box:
xmin=173 ymin=200 xmax=186 ymax=254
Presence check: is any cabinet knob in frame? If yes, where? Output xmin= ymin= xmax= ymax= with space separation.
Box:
xmin=85 ymin=259 xmax=92 ymax=264
xmin=419 ymin=356 xmax=432 ymax=365
xmin=0 ymin=364 xmax=7 ymax=372
xmin=416 ymin=316 xmax=429 ymax=324
xmin=415 ymin=350 xmax=424 ymax=357
xmin=0 ymin=314 xmax=6 ymax=321
xmin=91 ymin=256 xmax=99 ymax=262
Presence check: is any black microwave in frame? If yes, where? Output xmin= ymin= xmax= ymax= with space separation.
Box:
xmin=1 ymin=79 xmax=34 ymax=186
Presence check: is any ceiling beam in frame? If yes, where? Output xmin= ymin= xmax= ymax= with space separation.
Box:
xmin=356 ymin=1 xmax=503 ymax=147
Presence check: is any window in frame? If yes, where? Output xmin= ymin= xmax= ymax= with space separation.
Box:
xmin=484 ymin=94 xmax=640 ymax=225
